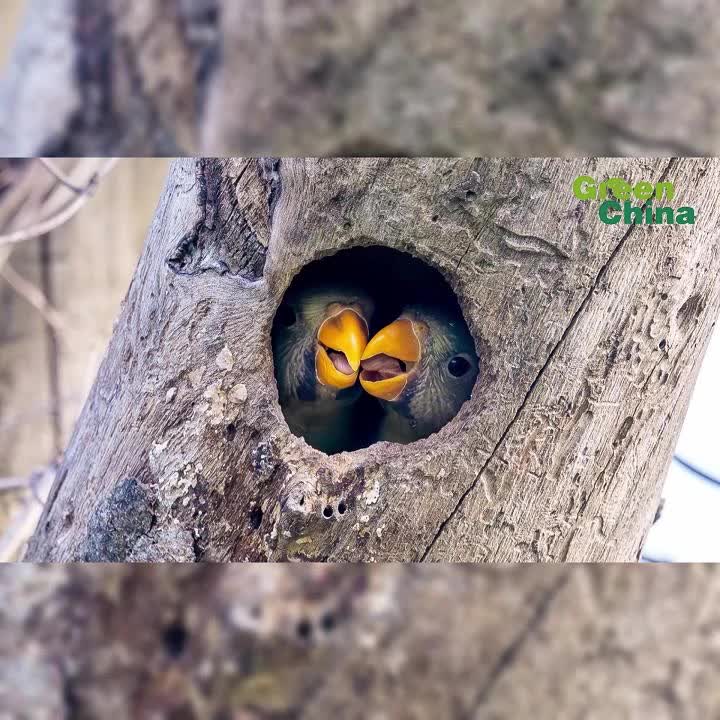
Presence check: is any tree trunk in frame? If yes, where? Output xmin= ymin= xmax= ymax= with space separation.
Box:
xmin=3 ymin=563 xmax=720 ymax=719
xmin=2 ymin=0 xmax=719 ymax=156
xmin=25 ymin=157 xmax=720 ymax=562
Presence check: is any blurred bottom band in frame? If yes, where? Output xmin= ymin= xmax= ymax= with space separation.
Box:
xmin=1 ymin=564 xmax=716 ymax=720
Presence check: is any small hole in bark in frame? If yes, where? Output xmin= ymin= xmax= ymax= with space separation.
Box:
xmin=431 ymin=214 xmax=439 ymax=222
xmin=321 ymin=612 xmax=336 ymax=632
xmin=249 ymin=506 xmax=263 ymax=529
xmin=163 ymin=621 xmax=188 ymax=658
xmin=323 ymin=505 xmax=334 ymax=518
xmin=545 ymin=48 xmax=568 ymax=71
xmin=271 ymin=246 xmax=479 ymax=454
xmin=465 ymin=190 xmax=477 ymax=200
xmin=338 ymin=500 xmax=347 ymax=515
xmin=659 ymin=339 xmax=667 ymax=350
xmin=63 ymin=507 xmax=74 ymax=527
xmin=297 ymin=618 xmax=313 ymax=640
xmin=225 ymin=423 xmax=236 ymax=441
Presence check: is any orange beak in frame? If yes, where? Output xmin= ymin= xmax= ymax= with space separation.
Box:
xmin=359 ymin=318 xmax=421 ymax=401
xmin=315 ymin=308 xmax=369 ymax=389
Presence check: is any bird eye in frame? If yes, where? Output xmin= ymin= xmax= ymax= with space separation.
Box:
xmin=448 ymin=355 xmax=471 ymax=377
xmin=277 ymin=305 xmax=296 ymax=327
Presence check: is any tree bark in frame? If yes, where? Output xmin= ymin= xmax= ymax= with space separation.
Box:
xmin=25 ymin=157 xmax=720 ymax=562
xmin=3 ymin=563 xmax=720 ymax=719
xmin=2 ymin=0 xmax=719 ymax=156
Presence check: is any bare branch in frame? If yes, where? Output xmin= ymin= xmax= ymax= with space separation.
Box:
xmin=0 ymin=464 xmax=56 ymax=562
xmin=0 ymin=158 xmax=119 ymax=247
xmin=0 ymin=477 xmax=29 ymax=492
xmin=38 ymin=157 xmax=93 ymax=194
xmin=0 ymin=261 xmax=69 ymax=334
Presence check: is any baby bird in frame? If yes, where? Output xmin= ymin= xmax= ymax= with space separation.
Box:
xmin=272 ymin=282 xmax=374 ymax=454
xmin=359 ymin=304 xmax=478 ymax=443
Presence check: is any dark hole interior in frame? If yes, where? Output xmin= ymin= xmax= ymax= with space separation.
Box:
xmin=271 ymin=246 xmax=478 ymax=455
xmin=249 ymin=506 xmax=263 ymax=530
xmin=297 ymin=618 xmax=313 ymax=640
xmin=163 ymin=621 xmax=188 ymax=659
xmin=321 ymin=612 xmax=336 ymax=632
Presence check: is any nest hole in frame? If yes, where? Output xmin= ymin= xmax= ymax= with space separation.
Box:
xmin=271 ymin=246 xmax=478 ymax=454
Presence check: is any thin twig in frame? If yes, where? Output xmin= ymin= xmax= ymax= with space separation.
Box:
xmin=38 ymin=158 xmax=89 ymax=194
xmin=0 ymin=464 xmax=56 ymax=562
xmin=0 ymin=245 xmax=11 ymax=270
xmin=0 ymin=262 xmax=69 ymax=334
xmin=39 ymin=234 xmax=63 ymax=456
xmin=0 ymin=158 xmax=118 ymax=247
xmin=0 ymin=477 xmax=29 ymax=491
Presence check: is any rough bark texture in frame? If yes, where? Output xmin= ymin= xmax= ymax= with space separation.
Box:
xmin=3 ymin=564 xmax=720 ymax=719
xmin=2 ymin=0 xmax=720 ymax=156
xmin=24 ymin=157 xmax=720 ymax=563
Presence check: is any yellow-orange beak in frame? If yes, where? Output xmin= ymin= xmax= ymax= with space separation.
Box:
xmin=315 ymin=308 xmax=369 ymax=389
xmin=359 ymin=318 xmax=421 ymax=401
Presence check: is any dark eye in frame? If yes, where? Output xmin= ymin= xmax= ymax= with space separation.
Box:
xmin=448 ymin=355 xmax=471 ymax=377
xmin=277 ymin=305 xmax=296 ymax=327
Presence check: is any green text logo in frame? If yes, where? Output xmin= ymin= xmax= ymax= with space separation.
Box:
xmin=572 ymin=175 xmax=695 ymax=225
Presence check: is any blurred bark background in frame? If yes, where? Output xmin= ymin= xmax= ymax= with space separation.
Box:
xmin=3 ymin=563 xmax=720 ymax=719
xmin=1 ymin=0 xmax=719 ymax=156
xmin=0 ymin=158 xmax=169 ymax=559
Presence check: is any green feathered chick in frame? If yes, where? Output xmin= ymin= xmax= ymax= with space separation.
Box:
xmin=359 ymin=304 xmax=478 ymax=443
xmin=272 ymin=282 xmax=374 ymax=454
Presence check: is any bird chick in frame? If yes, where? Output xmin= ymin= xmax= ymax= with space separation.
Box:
xmin=359 ymin=304 xmax=478 ymax=443
xmin=272 ymin=283 xmax=374 ymax=454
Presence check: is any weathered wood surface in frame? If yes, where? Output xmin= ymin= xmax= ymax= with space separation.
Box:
xmin=3 ymin=564 xmax=720 ymax=719
xmin=1 ymin=0 xmax=719 ymax=156
xmin=52 ymin=159 xmax=172 ymax=443
xmin=25 ymin=157 xmax=720 ymax=562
